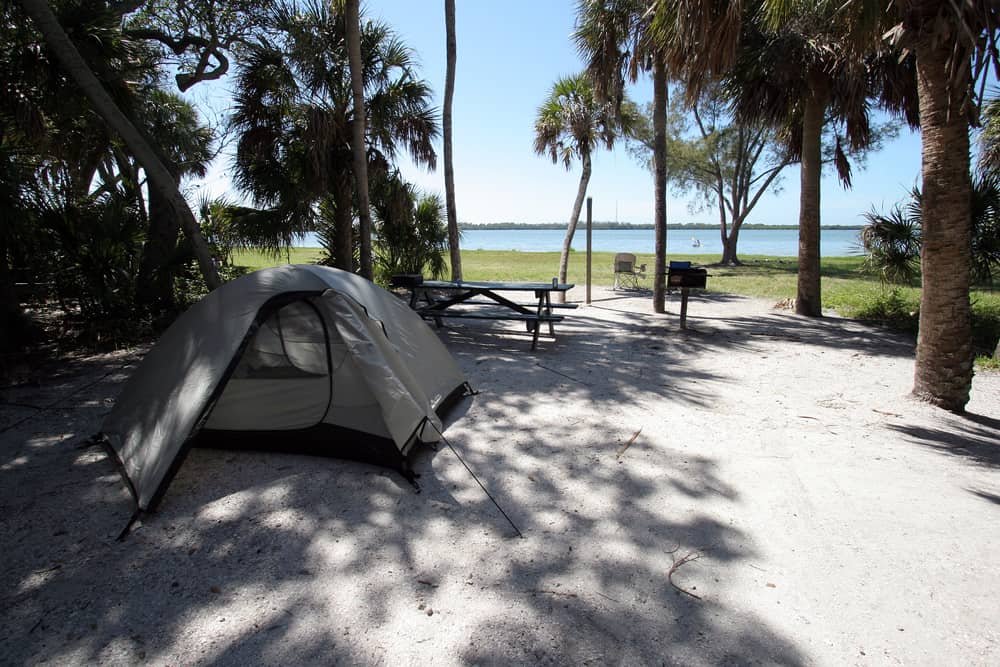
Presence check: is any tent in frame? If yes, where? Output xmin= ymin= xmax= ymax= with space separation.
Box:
xmin=100 ymin=265 xmax=469 ymax=513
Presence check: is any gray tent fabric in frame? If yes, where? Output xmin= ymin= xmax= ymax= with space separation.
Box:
xmin=101 ymin=265 xmax=467 ymax=510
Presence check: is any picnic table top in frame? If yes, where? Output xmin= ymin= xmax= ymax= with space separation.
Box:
xmin=418 ymin=280 xmax=574 ymax=292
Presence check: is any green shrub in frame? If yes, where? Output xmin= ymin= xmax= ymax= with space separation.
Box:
xmin=39 ymin=190 xmax=144 ymax=319
xmin=971 ymin=295 xmax=1000 ymax=357
xmin=371 ymin=176 xmax=448 ymax=285
xmin=846 ymin=288 xmax=920 ymax=334
xmin=858 ymin=201 xmax=921 ymax=286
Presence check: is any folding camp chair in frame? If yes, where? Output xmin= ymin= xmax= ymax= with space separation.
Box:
xmin=612 ymin=253 xmax=645 ymax=290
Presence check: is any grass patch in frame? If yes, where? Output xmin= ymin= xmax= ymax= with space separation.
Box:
xmin=233 ymin=247 xmax=1000 ymax=361
xmin=231 ymin=247 xmax=325 ymax=269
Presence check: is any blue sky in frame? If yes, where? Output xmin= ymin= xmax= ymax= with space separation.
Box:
xmin=192 ymin=0 xmax=926 ymax=226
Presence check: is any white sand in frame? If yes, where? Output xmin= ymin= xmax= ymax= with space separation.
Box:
xmin=1 ymin=287 xmax=998 ymax=665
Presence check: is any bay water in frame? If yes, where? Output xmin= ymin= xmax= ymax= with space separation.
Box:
xmin=296 ymin=227 xmax=863 ymax=257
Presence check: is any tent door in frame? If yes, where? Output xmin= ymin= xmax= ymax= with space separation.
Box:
xmin=204 ymin=300 xmax=332 ymax=431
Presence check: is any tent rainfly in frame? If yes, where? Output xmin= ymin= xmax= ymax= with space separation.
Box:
xmin=99 ymin=265 xmax=470 ymax=515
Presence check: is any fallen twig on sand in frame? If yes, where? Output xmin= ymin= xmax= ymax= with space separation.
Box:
xmin=872 ymin=408 xmax=904 ymax=418
xmin=528 ymin=588 xmax=578 ymax=598
xmin=616 ymin=428 xmax=642 ymax=458
xmin=666 ymin=547 xmax=703 ymax=600
xmin=535 ymin=363 xmax=592 ymax=386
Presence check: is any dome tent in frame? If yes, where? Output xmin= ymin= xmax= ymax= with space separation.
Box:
xmin=100 ymin=265 xmax=469 ymax=515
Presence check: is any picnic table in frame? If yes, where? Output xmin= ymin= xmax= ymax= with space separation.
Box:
xmin=405 ymin=279 xmax=577 ymax=350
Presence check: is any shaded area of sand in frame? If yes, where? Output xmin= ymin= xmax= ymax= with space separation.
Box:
xmin=1 ymin=288 xmax=998 ymax=665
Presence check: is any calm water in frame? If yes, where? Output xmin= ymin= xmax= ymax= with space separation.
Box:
xmin=297 ymin=227 xmax=863 ymax=257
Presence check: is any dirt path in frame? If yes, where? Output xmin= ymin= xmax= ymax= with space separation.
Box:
xmin=1 ymin=288 xmax=997 ymax=665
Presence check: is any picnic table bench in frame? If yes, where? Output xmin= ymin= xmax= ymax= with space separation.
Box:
xmin=402 ymin=279 xmax=577 ymax=350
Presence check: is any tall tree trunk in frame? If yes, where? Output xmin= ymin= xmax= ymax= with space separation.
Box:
xmin=0 ymin=235 xmax=29 ymax=354
xmin=556 ymin=151 xmax=592 ymax=304
xmin=652 ymin=58 xmax=668 ymax=314
xmin=18 ymin=0 xmax=221 ymax=292
xmin=345 ymin=0 xmax=372 ymax=280
xmin=796 ymin=78 xmax=826 ymax=317
xmin=717 ymin=192 xmax=729 ymax=257
xmin=331 ymin=174 xmax=354 ymax=272
xmin=912 ymin=37 xmax=973 ymax=411
xmin=136 ymin=185 xmax=180 ymax=312
xmin=443 ymin=0 xmax=462 ymax=282
xmin=722 ymin=224 xmax=744 ymax=266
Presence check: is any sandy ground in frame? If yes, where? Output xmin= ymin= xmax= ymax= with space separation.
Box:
xmin=1 ymin=286 xmax=998 ymax=666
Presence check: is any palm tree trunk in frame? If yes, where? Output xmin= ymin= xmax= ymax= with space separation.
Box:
xmin=557 ymin=151 xmax=591 ymax=303
xmin=796 ymin=78 xmax=826 ymax=317
xmin=136 ymin=185 xmax=180 ymax=312
xmin=331 ymin=174 xmax=354 ymax=272
xmin=443 ymin=0 xmax=462 ymax=282
xmin=0 ymin=235 xmax=29 ymax=354
xmin=345 ymin=0 xmax=373 ymax=280
xmin=652 ymin=57 xmax=668 ymax=313
xmin=18 ymin=0 xmax=221 ymax=292
xmin=912 ymin=37 xmax=973 ymax=411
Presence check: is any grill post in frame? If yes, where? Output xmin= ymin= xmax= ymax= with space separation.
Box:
xmin=679 ymin=287 xmax=690 ymax=329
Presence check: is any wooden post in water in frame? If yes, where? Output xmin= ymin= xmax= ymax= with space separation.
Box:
xmin=586 ymin=197 xmax=592 ymax=305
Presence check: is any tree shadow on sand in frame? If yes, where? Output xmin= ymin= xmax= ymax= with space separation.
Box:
xmin=885 ymin=412 xmax=1000 ymax=469
xmin=2 ymin=297 xmax=895 ymax=664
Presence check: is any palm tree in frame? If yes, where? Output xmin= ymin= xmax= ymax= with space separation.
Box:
xmin=725 ymin=9 xmax=890 ymax=317
xmin=649 ymin=2 xmax=898 ymax=317
xmin=574 ymin=0 xmax=670 ymax=312
xmin=534 ymin=73 xmax=639 ymax=297
xmin=17 ymin=0 xmax=221 ymax=291
xmin=649 ymin=0 xmax=994 ymax=409
xmin=370 ymin=173 xmax=449 ymax=284
xmin=133 ymin=88 xmax=215 ymax=312
xmin=443 ymin=0 xmax=462 ymax=281
xmin=345 ymin=0 xmax=373 ymax=280
xmin=231 ymin=0 xmax=438 ymax=272
xmin=836 ymin=0 xmax=998 ymax=410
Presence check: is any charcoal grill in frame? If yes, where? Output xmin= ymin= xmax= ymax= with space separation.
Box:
xmin=667 ymin=263 xmax=709 ymax=329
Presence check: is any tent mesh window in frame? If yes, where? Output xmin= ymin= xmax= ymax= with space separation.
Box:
xmin=232 ymin=301 xmax=330 ymax=379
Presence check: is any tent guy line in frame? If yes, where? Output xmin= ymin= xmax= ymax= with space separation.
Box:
xmin=428 ymin=419 xmax=524 ymax=539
